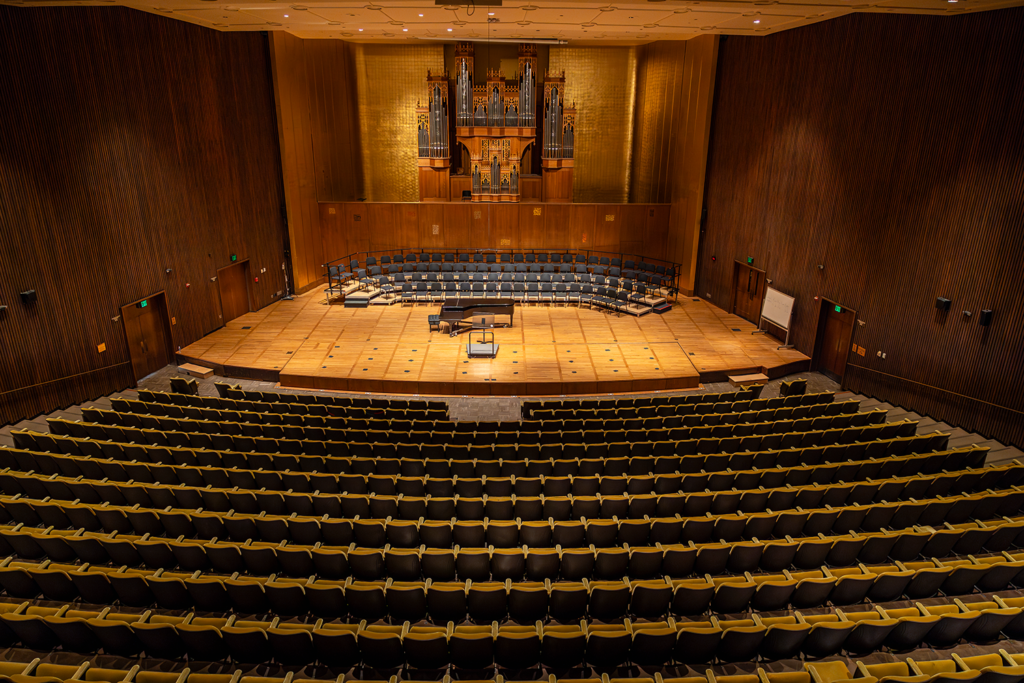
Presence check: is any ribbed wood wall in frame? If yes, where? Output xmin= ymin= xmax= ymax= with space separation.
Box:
xmin=699 ymin=9 xmax=1024 ymax=447
xmin=0 ymin=7 xmax=288 ymax=426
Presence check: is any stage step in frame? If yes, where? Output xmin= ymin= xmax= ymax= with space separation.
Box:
xmin=728 ymin=372 xmax=770 ymax=387
xmin=178 ymin=363 xmax=214 ymax=379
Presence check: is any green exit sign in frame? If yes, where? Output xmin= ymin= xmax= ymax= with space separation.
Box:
xmin=138 ymin=300 xmax=148 ymax=309
xmin=747 ymin=257 xmax=753 ymax=264
xmin=835 ymin=305 xmax=842 ymax=313
xmin=231 ymin=254 xmax=238 ymax=262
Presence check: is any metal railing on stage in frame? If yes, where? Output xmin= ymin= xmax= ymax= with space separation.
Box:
xmin=322 ymin=247 xmax=681 ymax=303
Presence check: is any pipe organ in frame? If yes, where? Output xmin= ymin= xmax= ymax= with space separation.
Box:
xmin=417 ymin=43 xmax=574 ymax=203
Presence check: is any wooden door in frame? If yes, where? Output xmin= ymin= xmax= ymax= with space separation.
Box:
xmin=218 ymin=261 xmax=251 ymax=324
xmin=814 ymin=301 xmax=856 ymax=383
xmin=122 ymin=292 xmax=174 ymax=381
xmin=732 ymin=262 xmax=766 ymax=324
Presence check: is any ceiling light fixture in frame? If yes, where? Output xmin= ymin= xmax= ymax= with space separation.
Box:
xmin=418 ymin=12 xmax=423 ymax=15
xmin=447 ymin=27 xmax=453 ymax=30
xmin=358 ymin=27 xmax=363 ymax=30
xmin=488 ymin=11 xmax=494 ymax=14
xmin=753 ymin=18 xmax=760 ymax=22
xmin=284 ymin=13 xmax=288 ymax=16
xmin=403 ymin=27 xmax=408 ymax=30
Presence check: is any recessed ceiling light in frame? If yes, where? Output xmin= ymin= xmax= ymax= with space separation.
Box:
xmin=358 ymin=28 xmax=363 ymax=30
xmin=403 ymin=27 xmax=408 ymax=30
xmin=284 ymin=13 xmax=289 ymax=17
xmin=447 ymin=27 xmax=453 ymax=30
xmin=753 ymin=18 xmax=760 ymax=22
xmin=488 ymin=11 xmax=494 ymax=14
xmin=418 ymin=12 xmax=423 ymax=15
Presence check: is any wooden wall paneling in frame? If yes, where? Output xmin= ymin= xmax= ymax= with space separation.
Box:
xmin=0 ymin=6 xmax=287 ymax=426
xmin=367 ymin=204 xmax=400 ymax=251
xmin=520 ymin=176 xmax=543 ymax=202
xmin=269 ymin=32 xmax=323 ymax=293
xmin=319 ymin=204 xmax=346 ymax=264
xmin=542 ymin=204 xmax=573 ymax=250
xmin=644 ymin=204 xmax=671 ymax=258
xmin=519 ymin=204 xmax=546 ymax=249
xmin=443 ymin=203 xmax=473 ymax=249
xmin=305 ymin=39 xmax=362 ymax=203
xmin=450 ymin=176 xmax=472 ymax=201
xmin=468 ymin=204 xmax=491 ymax=250
xmin=592 ymin=206 xmax=622 ymax=252
xmin=569 ymin=204 xmax=598 ymax=251
xmin=343 ymin=203 xmax=371 ymax=256
xmin=396 ymin=204 xmax=420 ymax=249
xmin=699 ymin=8 xmax=1024 ymax=447
xmin=667 ymin=35 xmax=719 ymax=296
xmin=417 ymin=204 xmax=445 ymax=250
xmin=618 ymin=204 xmax=648 ymax=255
xmin=490 ymin=204 xmax=520 ymax=250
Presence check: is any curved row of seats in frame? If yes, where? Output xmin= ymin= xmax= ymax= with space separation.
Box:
xmin=0 ymin=454 xmax=1012 ymax=530
xmin=110 ymin=397 xmax=856 ymax=432
xmin=0 ymin=659 xmax=333 ymax=683
xmin=215 ymin=385 xmax=760 ymax=409
xmin=5 ymin=552 xmax=1024 ymax=618
xmin=56 ymin=409 xmax=893 ymax=448
xmin=2 ymin=454 xmax=1015 ymax=522
xmin=1 ymin=485 xmax=1021 ymax=546
xmin=13 ymin=430 xmax=949 ymax=475
xmin=144 ymin=388 xmax=830 ymax=419
xmin=3 ymin=511 xmax=1022 ymax=577
xmin=7 ymin=509 xmax=1023 ymax=575
xmin=1 ymin=600 xmax=1021 ymax=667
xmin=523 ymin=396 xmax=830 ymax=420
xmin=40 ymin=419 xmax=920 ymax=460
xmin=0 ymin=446 xmax=982 ymax=498
xmin=810 ymin=651 xmax=1024 ymax=683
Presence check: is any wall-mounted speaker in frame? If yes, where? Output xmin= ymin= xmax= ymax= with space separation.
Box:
xmin=979 ymin=309 xmax=993 ymax=326
xmin=20 ymin=290 xmax=36 ymax=304
xmin=936 ymin=297 xmax=951 ymax=311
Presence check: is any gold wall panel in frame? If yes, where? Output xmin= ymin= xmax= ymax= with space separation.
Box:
xmin=548 ymin=47 xmax=637 ymax=203
xmin=352 ymin=44 xmax=446 ymax=202
xmin=631 ymin=41 xmax=690 ymax=204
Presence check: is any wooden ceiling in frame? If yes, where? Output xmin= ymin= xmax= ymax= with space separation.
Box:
xmin=2 ymin=0 xmax=1021 ymax=42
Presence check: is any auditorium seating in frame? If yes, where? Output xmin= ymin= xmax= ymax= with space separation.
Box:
xmin=326 ymin=250 xmax=679 ymax=313
xmin=0 ymin=383 xmax=1022 ymax=681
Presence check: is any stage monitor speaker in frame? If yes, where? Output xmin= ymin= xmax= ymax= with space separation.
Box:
xmin=979 ymin=309 xmax=993 ymax=326
xmin=20 ymin=290 xmax=36 ymax=304
xmin=935 ymin=297 xmax=951 ymax=311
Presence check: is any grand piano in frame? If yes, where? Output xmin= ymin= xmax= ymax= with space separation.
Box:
xmin=439 ymin=298 xmax=515 ymax=336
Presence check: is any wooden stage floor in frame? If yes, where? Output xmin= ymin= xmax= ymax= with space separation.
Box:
xmin=178 ymin=290 xmax=810 ymax=395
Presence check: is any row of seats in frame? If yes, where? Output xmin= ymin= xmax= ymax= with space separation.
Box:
xmin=523 ymin=393 xmax=828 ymax=419
xmin=4 ymin=512 xmax=1022 ymax=577
xmin=73 ymin=410 xmax=890 ymax=447
xmin=6 ymin=552 xmax=1024 ymax=618
xmin=2 ymin=602 xmax=1020 ymax=668
xmin=39 ymin=418 xmax=921 ymax=459
xmin=214 ymin=385 xmax=759 ymax=409
xmin=2 ymin=455 xmax=1012 ymax=522
xmin=0 ymin=659 xmax=332 ymax=683
xmin=810 ymin=651 xmax=1024 ymax=683
xmin=110 ymin=396 xmax=857 ymax=432
xmin=1 ymin=485 xmax=1020 ymax=545
xmin=0 ymin=451 xmax=1009 ymax=524
xmin=11 ymin=429 xmax=952 ymax=476
xmin=2 ymin=446 xmax=981 ymax=499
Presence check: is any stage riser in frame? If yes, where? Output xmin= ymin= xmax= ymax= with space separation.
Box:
xmin=279 ymin=373 xmax=701 ymax=396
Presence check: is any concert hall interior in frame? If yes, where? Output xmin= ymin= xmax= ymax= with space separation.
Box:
xmin=1 ymin=0 xmax=1024 ymax=681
